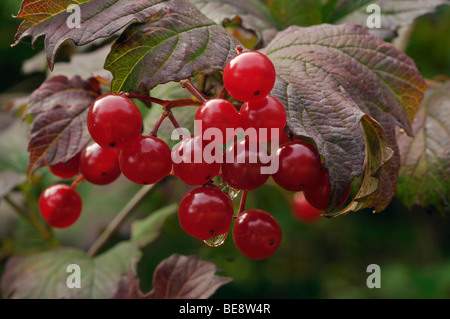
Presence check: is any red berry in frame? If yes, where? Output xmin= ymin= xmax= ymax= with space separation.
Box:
xmin=38 ymin=184 xmax=82 ymax=228
xmin=119 ymin=135 xmax=172 ymax=185
xmin=291 ymin=192 xmax=322 ymax=223
xmin=178 ymin=186 xmax=234 ymax=240
xmin=172 ymin=135 xmax=221 ymax=186
xmin=79 ymin=142 xmax=121 ymax=185
xmin=221 ymin=138 xmax=270 ymax=190
xmin=195 ymin=98 xmax=239 ymax=145
xmin=87 ymin=94 xmax=142 ymax=149
xmin=272 ymin=140 xmax=322 ymax=191
xmin=233 ymin=209 xmax=282 ymax=260
xmin=304 ymin=169 xmax=351 ymax=210
xmin=239 ymin=96 xmax=286 ymax=142
xmin=49 ymin=153 xmax=81 ymax=179
xmin=223 ymin=51 xmax=276 ymax=102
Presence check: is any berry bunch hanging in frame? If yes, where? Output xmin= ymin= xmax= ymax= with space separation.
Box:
xmin=38 ymin=47 xmax=352 ymax=260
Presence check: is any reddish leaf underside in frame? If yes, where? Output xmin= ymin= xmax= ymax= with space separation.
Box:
xmin=262 ymin=24 xmax=426 ymax=211
xmin=112 ymin=254 xmax=232 ymax=299
xmin=26 ymin=75 xmax=101 ymax=176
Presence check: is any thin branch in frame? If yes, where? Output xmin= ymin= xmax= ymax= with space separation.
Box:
xmin=71 ymin=175 xmax=85 ymax=189
xmin=87 ymin=184 xmax=157 ymax=257
xmin=180 ymin=79 xmax=208 ymax=103
xmin=218 ymin=85 xmax=228 ymax=99
xmin=165 ymin=98 xmax=202 ymax=109
xmin=121 ymin=92 xmax=167 ymax=106
xmin=122 ymin=92 xmax=201 ymax=109
xmin=4 ymin=195 xmax=28 ymax=220
xmin=4 ymin=194 xmax=53 ymax=240
xmin=150 ymin=113 xmax=167 ymax=137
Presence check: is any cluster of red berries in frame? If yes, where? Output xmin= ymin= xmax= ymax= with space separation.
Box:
xmin=37 ymin=49 xmax=351 ymax=260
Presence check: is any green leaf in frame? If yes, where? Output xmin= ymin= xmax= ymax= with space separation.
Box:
xmin=104 ymin=0 xmax=240 ymax=94
xmin=1 ymin=242 xmax=140 ymax=299
xmin=131 ymin=203 xmax=178 ymax=247
xmin=331 ymin=0 xmax=450 ymax=39
xmin=262 ymin=24 xmax=426 ymax=210
xmin=261 ymin=0 xmax=324 ymax=28
xmin=397 ymin=82 xmax=450 ymax=214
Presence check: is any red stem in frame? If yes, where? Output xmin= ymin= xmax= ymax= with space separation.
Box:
xmin=121 ymin=93 xmax=201 ymax=109
xmin=71 ymin=175 xmax=85 ymax=189
xmin=238 ymin=190 xmax=248 ymax=216
xmin=180 ymin=80 xmax=208 ymax=104
xmin=121 ymin=92 xmax=166 ymax=106
xmin=150 ymin=113 xmax=167 ymax=137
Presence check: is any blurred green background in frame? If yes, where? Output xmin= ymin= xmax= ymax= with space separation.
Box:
xmin=1 ymin=0 xmax=450 ymax=299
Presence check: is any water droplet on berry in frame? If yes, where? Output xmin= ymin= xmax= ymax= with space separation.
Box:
xmin=203 ymin=233 xmax=227 ymax=247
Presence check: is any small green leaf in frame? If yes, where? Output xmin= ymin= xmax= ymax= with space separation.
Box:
xmin=131 ymin=203 xmax=178 ymax=247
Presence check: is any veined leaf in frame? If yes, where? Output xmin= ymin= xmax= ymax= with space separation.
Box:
xmin=105 ymin=0 xmax=240 ymax=94
xmin=262 ymin=24 xmax=426 ymax=210
xmin=25 ymin=75 xmax=101 ymax=176
xmin=14 ymin=0 xmax=234 ymax=70
xmin=1 ymin=242 xmax=139 ymax=299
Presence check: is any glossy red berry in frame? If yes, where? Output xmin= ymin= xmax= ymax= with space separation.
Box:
xmin=178 ymin=186 xmax=234 ymax=240
xmin=119 ymin=135 xmax=172 ymax=185
xmin=221 ymin=138 xmax=270 ymax=190
xmin=303 ymin=169 xmax=351 ymax=210
xmin=239 ymin=96 xmax=286 ymax=142
xmin=172 ymin=135 xmax=221 ymax=186
xmin=272 ymin=140 xmax=322 ymax=191
xmin=233 ymin=209 xmax=282 ymax=260
xmin=38 ymin=184 xmax=82 ymax=228
xmin=223 ymin=51 xmax=276 ymax=102
xmin=87 ymin=94 xmax=142 ymax=149
xmin=79 ymin=142 xmax=121 ymax=185
xmin=49 ymin=153 xmax=81 ymax=179
xmin=291 ymin=192 xmax=322 ymax=223
xmin=195 ymin=98 xmax=239 ymax=145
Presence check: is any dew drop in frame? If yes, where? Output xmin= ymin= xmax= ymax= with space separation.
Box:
xmin=203 ymin=233 xmax=227 ymax=247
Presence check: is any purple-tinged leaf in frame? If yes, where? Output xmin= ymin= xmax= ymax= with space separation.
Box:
xmin=262 ymin=24 xmax=426 ymax=210
xmin=25 ymin=75 xmax=101 ymax=176
xmin=104 ymin=0 xmax=240 ymax=93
